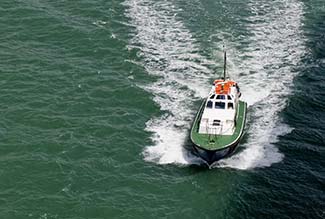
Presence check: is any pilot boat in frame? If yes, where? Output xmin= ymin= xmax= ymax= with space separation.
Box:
xmin=190 ymin=51 xmax=247 ymax=165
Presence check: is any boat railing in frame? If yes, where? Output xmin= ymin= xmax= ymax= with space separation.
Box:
xmin=207 ymin=125 xmax=223 ymax=142
xmin=195 ymin=99 xmax=207 ymax=132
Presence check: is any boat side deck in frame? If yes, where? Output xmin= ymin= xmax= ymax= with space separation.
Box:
xmin=190 ymin=100 xmax=247 ymax=151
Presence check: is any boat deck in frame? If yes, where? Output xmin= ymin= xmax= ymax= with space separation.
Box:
xmin=191 ymin=100 xmax=247 ymax=150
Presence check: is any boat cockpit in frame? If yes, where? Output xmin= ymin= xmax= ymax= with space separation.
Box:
xmin=206 ymin=94 xmax=235 ymax=110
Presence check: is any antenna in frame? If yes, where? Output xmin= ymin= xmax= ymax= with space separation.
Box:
xmin=223 ymin=49 xmax=227 ymax=81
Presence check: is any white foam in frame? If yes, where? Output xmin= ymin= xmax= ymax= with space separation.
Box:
xmin=215 ymin=0 xmax=306 ymax=169
xmin=124 ymin=0 xmax=212 ymax=164
xmin=124 ymin=0 xmax=306 ymax=169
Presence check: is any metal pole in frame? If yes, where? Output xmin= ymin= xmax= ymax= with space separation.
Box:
xmin=223 ymin=50 xmax=227 ymax=81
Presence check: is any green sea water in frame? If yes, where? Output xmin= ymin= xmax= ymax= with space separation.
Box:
xmin=0 ymin=0 xmax=324 ymax=218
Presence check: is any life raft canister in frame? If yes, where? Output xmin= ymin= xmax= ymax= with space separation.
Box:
xmin=214 ymin=80 xmax=237 ymax=94
xmin=213 ymin=79 xmax=223 ymax=85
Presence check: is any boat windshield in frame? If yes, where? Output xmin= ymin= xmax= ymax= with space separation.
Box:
xmin=216 ymin=95 xmax=226 ymax=100
xmin=215 ymin=102 xmax=225 ymax=109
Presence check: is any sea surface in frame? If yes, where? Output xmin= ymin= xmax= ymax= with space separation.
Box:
xmin=0 ymin=0 xmax=324 ymax=218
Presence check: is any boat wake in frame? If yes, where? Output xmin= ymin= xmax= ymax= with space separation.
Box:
xmin=124 ymin=0 xmax=213 ymax=164
xmin=124 ymin=0 xmax=306 ymax=169
xmin=214 ymin=0 xmax=306 ymax=169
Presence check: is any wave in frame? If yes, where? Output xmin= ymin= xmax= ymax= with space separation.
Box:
xmin=123 ymin=0 xmax=213 ymax=164
xmin=124 ymin=0 xmax=306 ymax=169
xmin=215 ymin=0 xmax=306 ymax=169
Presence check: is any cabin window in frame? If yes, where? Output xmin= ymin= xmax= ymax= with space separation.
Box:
xmin=207 ymin=101 xmax=213 ymax=108
xmin=216 ymin=95 xmax=225 ymax=100
xmin=227 ymin=95 xmax=232 ymax=100
xmin=215 ymin=102 xmax=225 ymax=109
xmin=209 ymin=94 xmax=215 ymax=99
xmin=212 ymin=120 xmax=220 ymax=126
xmin=228 ymin=102 xmax=234 ymax=109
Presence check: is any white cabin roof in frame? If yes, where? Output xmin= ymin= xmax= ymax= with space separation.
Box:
xmin=201 ymin=108 xmax=235 ymax=121
xmin=201 ymin=81 xmax=240 ymax=122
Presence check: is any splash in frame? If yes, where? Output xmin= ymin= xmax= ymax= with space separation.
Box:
xmin=124 ymin=0 xmax=306 ymax=169
xmin=215 ymin=0 xmax=306 ymax=169
xmin=124 ymin=0 xmax=213 ymax=164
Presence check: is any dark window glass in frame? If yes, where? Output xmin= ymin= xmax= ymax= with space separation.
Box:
xmin=227 ymin=95 xmax=232 ymax=100
xmin=210 ymin=94 xmax=215 ymax=99
xmin=216 ymin=95 xmax=225 ymax=100
xmin=207 ymin=101 xmax=213 ymax=108
xmin=215 ymin=102 xmax=225 ymax=109
xmin=228 ymin=102 xmax=234 ymax=109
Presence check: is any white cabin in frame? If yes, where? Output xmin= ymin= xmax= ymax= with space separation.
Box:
xmin=198 ymin=80 xmax=240 ymax=135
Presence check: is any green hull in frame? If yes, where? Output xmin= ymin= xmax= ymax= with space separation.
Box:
xmin=190 ymin=100 xmax=247 ymax=152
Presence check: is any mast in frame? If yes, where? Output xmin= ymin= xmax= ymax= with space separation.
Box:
xmin=223 ymin=50 xmax=227 ymax=81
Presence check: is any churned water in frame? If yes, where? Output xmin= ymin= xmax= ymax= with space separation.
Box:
xmin=0 ymin=0 xmax=324 ymax=218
